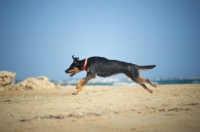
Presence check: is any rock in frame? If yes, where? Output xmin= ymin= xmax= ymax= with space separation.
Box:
xmin=0 ymin=71 xmax=16 ymax=91
xmin=11 ymin=76 xmax=59 ymax=90
xmin=0 ymin=71 xmax=16 ymax=86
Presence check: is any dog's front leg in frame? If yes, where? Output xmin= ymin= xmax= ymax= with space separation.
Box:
xmin=72 ymin=73 xmax=96 ymax=95
xmin=72 ymin=78 xmax=90 ymax=95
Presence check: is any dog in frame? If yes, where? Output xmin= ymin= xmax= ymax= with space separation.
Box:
xmin=65 ymin=55 xmax=157 ymax=95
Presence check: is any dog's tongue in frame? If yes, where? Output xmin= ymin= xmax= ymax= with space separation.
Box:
xmin=68 ymin=71 xmax=75 ymax=77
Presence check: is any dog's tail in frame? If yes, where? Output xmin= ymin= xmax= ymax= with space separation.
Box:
xmin=136 ymin=65 xmax=156 ymax=71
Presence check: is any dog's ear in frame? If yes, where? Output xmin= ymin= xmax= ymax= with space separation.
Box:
xmin=72 ymin=55 xmax=79 ymax=61
xmin=72 ymin=55 xmax=75 ymax=60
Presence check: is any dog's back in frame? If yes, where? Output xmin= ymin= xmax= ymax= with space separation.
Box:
xmin=86 ymin=57 xmax=138 ymax=78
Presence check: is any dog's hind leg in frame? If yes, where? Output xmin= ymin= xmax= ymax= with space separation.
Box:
xmin=137 ymin=75 xmax=157 ymax=88
xmin=137 ymin=83 xmax=153 ymax=93
xmin=133 ymin=75 xmax=157 ymax=93
xmin=125 ymin=74 xmax=154 ymax=93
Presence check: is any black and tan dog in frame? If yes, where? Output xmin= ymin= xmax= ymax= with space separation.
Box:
xmin=65 ymin=55 xmax=157 ymax=95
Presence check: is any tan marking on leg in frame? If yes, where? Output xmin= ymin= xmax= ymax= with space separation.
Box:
xmin=151 ymin=83 xmax=157 ymax=88
xmin=72 ymin=74 xmax=97 ymax=95
xmin=137 ymin=76 xmax=157 ymax=88
xmin=72 ymin=78 xmax=92 ymax=95
xmin=135 ymin=76 xmax=154 ymax=93
xmin=138 ymin=83 xmax=153 ymax=93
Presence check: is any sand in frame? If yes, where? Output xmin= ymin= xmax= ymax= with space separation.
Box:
xmin=0 ymin=84 xmax=200 ymax=132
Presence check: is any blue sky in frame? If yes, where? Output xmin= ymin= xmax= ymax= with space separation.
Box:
xmin=0 ymin=0 xmax=200 ymax=80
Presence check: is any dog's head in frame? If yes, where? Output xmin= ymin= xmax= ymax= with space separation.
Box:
xmin=65 ymin=55 xmax=82 ymax=77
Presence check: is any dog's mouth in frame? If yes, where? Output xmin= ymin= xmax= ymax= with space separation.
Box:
xmin=68 ymin=71 xmax=75 ymax=77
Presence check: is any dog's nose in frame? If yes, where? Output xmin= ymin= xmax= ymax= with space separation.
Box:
xmin=65 ymin=70 xmax=68 ymax=73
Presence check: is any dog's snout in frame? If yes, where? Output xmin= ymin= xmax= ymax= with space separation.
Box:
xmin=65 ymin=69 xmax=68 ymax=73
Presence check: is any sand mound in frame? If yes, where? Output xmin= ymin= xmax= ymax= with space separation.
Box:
xmin=11 ymin=76 xmax=60 ymax=90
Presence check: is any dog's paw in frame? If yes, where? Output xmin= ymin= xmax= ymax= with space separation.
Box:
xmin=152 ymin=83 xmax=157 ymax=88
xmin=148 ymin=89 xmax=153 ymax=93
xmin=72 ymin=91 xmax=78 ymax=95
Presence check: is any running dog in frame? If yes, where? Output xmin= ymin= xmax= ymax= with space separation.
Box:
xmin=65 ymin=55 xmax=157 ymax=95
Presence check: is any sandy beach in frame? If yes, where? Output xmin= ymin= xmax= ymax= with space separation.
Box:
xmin=0 ymin=84 xmax=200 ymax=132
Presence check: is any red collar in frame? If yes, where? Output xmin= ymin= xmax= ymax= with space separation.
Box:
xmin=83 ymin=59 xmax=87 ymax=71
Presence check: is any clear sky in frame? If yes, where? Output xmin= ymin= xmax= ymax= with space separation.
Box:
xmin=0 ymin=0 xmax=200 ymax=80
